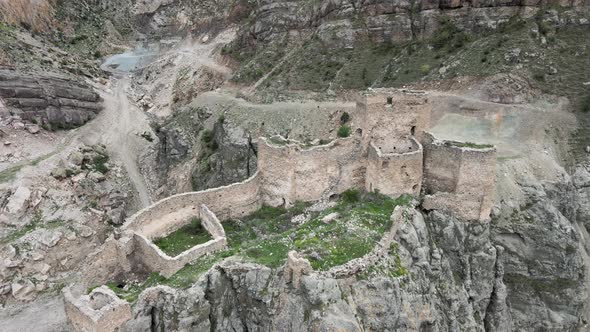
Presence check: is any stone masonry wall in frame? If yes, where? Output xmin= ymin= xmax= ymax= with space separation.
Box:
xmin=257 ymin=136 xmax=366 ymax=206
xmin=123 ymin=172 xmax=261 ymax=238
xmin=422 ymin=133 xmax=496 ymax=221
xmin=132 ymin=233 xmax=227 ymax=277
xmin=366 ymin=139 xmax=423 ymax=198
xmin=63 ymin=286 xmax=132 ymax=332
xmin=358 ymin=89 xmax=432 ymax=145
xmin=200 ymin=204 xmax=225 ymax=239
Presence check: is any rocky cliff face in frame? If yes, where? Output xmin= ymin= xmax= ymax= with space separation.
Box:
xmin=490 ymin=164 xmax=590 ymax=330
xmin=240 ymin=0 xmax=589 ymax=47
xmin=120 ymin=209 xmax=509 ymax=331
xmin=0 ymin=70 xmax=102 ymax=130
xmin=115 ymin=161 xmax=590 ymax=331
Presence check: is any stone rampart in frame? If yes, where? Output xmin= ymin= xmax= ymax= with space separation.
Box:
xmin=82 ymin=234 xmax=135 ymax=288
xmin=124 ymin=203 xmax=228 ymax=278
xmin=422 ymin=132 xmax=496 ymax=221
xmin=257 ymin=136 xmax=366 ymax=206
xmin=365 ymin=138 xmax=423 ymax=197
xmin=123 ymin=171 xmax=261 ymax=238
xmin=358 ymin=89 xmax=432 ymax=144
xmin=132 ymin=233 xmax=227 ymax=278
xmin=200 ymin=204 xmax=225 ymax=239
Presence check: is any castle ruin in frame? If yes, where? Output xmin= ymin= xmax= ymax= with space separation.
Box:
xmin=64 ymin=89 xmax=497 ymax=331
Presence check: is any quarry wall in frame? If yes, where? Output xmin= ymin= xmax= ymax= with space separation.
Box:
xmin=422 ymin=133 xmax=496 ymax=221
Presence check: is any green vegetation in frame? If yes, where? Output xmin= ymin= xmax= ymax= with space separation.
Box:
xmin=582 ymin=95 xmax=590 ymax=113
xmin=105 ymin=190 xmax=412 ymax=300
xmin=357 ymin=243 xmax=408 ymax=280
xmin=340 ymin=112 xmax=351 ymax=125
xmin=0 ymin=211 xmax=65 ymax=244
xmin=0 ymin=165 xmax=24 ymax=183
xmin=268 ymin=136 xmax=290 ymax=146
xmin=337 ymin=125 xmax=351 ymax=138
xmin=92 ymin=154 xmax=109 ymax=174
xmin=153 ymin=218 xmax=212 ymax=257
xmin=223 ymin=190 xmax=412 ymax=270
xmin=446 ymin=141 xmax=494 ymax=149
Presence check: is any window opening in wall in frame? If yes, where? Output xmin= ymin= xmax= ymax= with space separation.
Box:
xmin=387 ymin=97 xmax=393 ymax=105
xmin=370 ymin=183 xmax=373 ymax=192
xmin=411 ymin=126 xmax=416 ymax=136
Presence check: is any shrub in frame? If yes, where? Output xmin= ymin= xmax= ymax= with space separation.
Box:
xmin=419 ymin=64 xmax=431 ymax=74
xmin=340 ymin=112 xmax=350 ymax=124
xmin=202 ymin=130 xmax=213 ymax=143
xmin=93 ymin=154 xmax=109 ymax=174
xmin=582 ymin=95 xmax=590 ymax=113
xmin=341 ymin=189 xmax=360 ymax=203
xmin=337 ymin=125 xmax=351 ymax=138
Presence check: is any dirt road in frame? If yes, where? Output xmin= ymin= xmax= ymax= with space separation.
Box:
xmin=89 ymin=77 xmax=153 ymax=207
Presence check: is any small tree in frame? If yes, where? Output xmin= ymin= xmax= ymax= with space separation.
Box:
xmin=340 ymin=112 xmax=351 ymax=125
xmin=337 ymin=125 xmax=351 ymax=138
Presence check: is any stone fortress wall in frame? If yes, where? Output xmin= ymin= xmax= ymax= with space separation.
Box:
xmin=257 ymin=136 xmax=366 ymax=206
xmin=64 ymin=90 xmax=496 ymax=332
xmin=366 ymin=139 xmax=423 ymax=198
xmin=66 ymin=88 xmax=498 ymax=331
xmin=422 ymin=132 xmax=497 ymax=221
xmin=120 ymin=88 xmax=497 ymax=277
xmin=123 ymin=172 xmax=262 ymax=239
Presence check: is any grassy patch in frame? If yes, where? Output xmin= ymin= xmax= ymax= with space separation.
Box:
xmin=103 ymin=191 xmax=412 ymax=298
xmin=0 ymin=165 xmax=24 ymax=183
xmin=225 ymin=191 xmax=411 ymax=270
xmin=337 ymin=126 xmax=351 ymax=138
xmin=357 ymin=242 xmax=407 ymax=280
xmin=446 ymin=141 xmax=494 ymax=149
xmin=0 ymin=211 xmax=65 ymax=244
xmin=153 ymin=218 xmax=212 ymax=257
xmin=92 ymin=154 xmax=109 ymax=174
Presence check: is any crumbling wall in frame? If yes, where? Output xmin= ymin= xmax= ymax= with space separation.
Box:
xmin=123 ymin=172 xmax=261 ymax=238
xmin=422 ymin=133 xmax=496 ymax=221
xmin=257 ymin=137 xmax=365 ymax=206
xmin=365 ymin=139 xmax=423 ymax=198
xmin=63 ymin=286 xmax=132 ymax=332
xmin=200 ymin=204 xmax=225 ymax=239
xmin=133 ymin=233 xmax=227 ymax=278
xmin=358 ymin=89 xmax=432 ymax=144
xmin=82 ymin=234 xmax=135 ymax=288
xmin=127 ymin=204 xmax=228 ymax=278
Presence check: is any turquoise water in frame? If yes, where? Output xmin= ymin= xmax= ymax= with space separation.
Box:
xmin=101 ymin=47 xmax=156 ymax=73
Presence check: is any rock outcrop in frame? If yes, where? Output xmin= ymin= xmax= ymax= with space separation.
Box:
xmin=0 ymin=70 xmax=102 ymax=130
xmin=239 ymin=0 xmax=589 ymax=47
xmin=120 ymin=208 xmax=515 ymax=331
